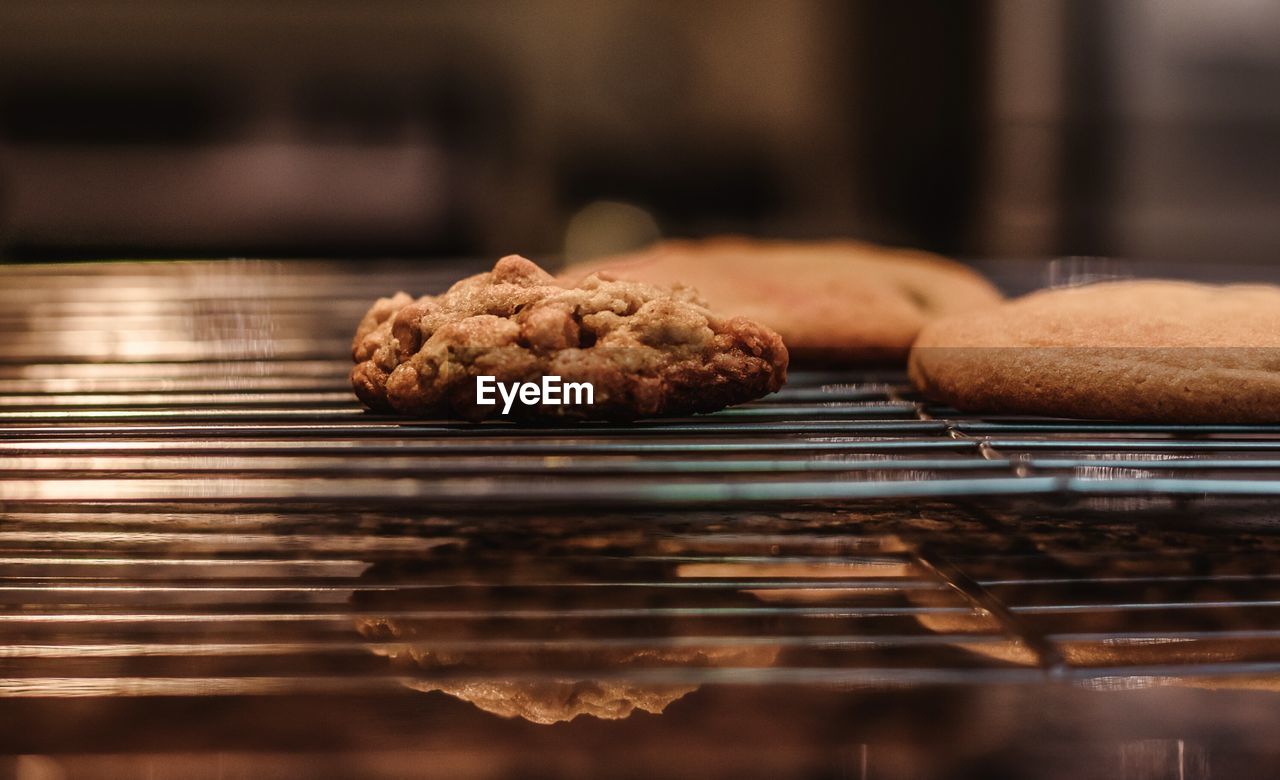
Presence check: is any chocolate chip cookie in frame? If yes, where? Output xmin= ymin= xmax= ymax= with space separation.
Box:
xmin=351 ymin=255 xmax=788 ymax=420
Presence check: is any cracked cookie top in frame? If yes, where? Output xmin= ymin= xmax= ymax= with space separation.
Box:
xmin=350 ymin=255 xmax=788 ymax=420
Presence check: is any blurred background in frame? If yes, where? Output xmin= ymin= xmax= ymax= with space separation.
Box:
xmin=0 ymin=0 xmax=1277 ymax=264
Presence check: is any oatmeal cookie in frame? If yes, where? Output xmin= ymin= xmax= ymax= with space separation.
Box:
xmin=350 ymin=255 xmax=788 ymax=420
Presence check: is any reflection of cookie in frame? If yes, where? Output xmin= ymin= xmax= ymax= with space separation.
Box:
xmin=356 ymin=625 xmax=775 ymax=724
xmin=909 ymin=280 xmax=1280 ymax=423
xmin=913 ymin=608 xmax=1280 ymax=695
xmin=907 ymin=569 xmax=1280 ymax=688
xmin=909 ymin=610 xmax=1040 ymax=667
xmin=352 ymin=550 xmax=780 ymax=724
xmin=351 ymin=255 xmax=787 ymax=420
xmin=563 ymin=238 xmax=1002 ymax=364
xmin=398 ymin=679 xmax=698 ymax=724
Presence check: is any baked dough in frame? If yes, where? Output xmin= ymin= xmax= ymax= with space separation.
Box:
xmin=562 ymin=237 xmax=1002 ymax=364
xmin=353 ymin=545 xmax=781 ymax=724
xmin=351 ymin=255 xmax=788 ymax=420
xmin=909 ymin=280 xmax=1280 ymax=423
xmin=355 ymin=627 xmax=777 ymax=724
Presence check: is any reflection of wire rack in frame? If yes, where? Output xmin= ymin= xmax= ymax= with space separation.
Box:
xmin=4 ymin=260 xmax=1280 ymax=770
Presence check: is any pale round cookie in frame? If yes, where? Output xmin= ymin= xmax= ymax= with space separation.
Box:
xmin=909 ymin=280 xmax=1280 ymax=423
xmin=562 ymin=237 xmax=1003 ymax=364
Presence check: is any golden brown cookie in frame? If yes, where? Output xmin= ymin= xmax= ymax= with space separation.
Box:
xmin=350 ymin=254 xmax=788 ymax=420
xmin=561 ymin=237 xmax=1002 ymax=364
xmin=909 ymin=280 xmax=1280 ymax=423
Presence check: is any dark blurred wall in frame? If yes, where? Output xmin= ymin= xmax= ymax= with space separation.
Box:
xmin=846 ymin=1 xmax=991 ymax=254
xmin=0 ymin=1 xmax=865 ymax=260
xmin=980 ymin=0 xmax=1280 ymax=263
xmin=0 ymin=1 xmax=1276 ymax=263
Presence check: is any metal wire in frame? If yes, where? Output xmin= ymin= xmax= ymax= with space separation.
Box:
xmin=3 ymin=259 xmax=1280 ymax=759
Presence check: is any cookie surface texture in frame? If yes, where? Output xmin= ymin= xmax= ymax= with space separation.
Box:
xmin=908 ymin=280 xmax=1280 ymax=423
xmin=562 ymin=237 xmax=1002 ymax=364
xmin=350 ymin=255 xmax=788 ymax=420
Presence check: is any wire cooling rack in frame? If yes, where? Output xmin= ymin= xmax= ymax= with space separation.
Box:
xmin=3 ymin=259 xmax=1280 ymax=776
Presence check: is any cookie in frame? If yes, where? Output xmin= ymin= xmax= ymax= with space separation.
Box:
xmin=353 ymin=552 xmax=778 ymax=724
xmin=561 ymin=237 xmax=1002 ymax=364
xmin=909 ymin=280 xmax=1280 ymax=423
xmin=350 ymin=255 xmax=788 ymax=420
xmin=355 ymin=629 xmax=775 ymax=723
